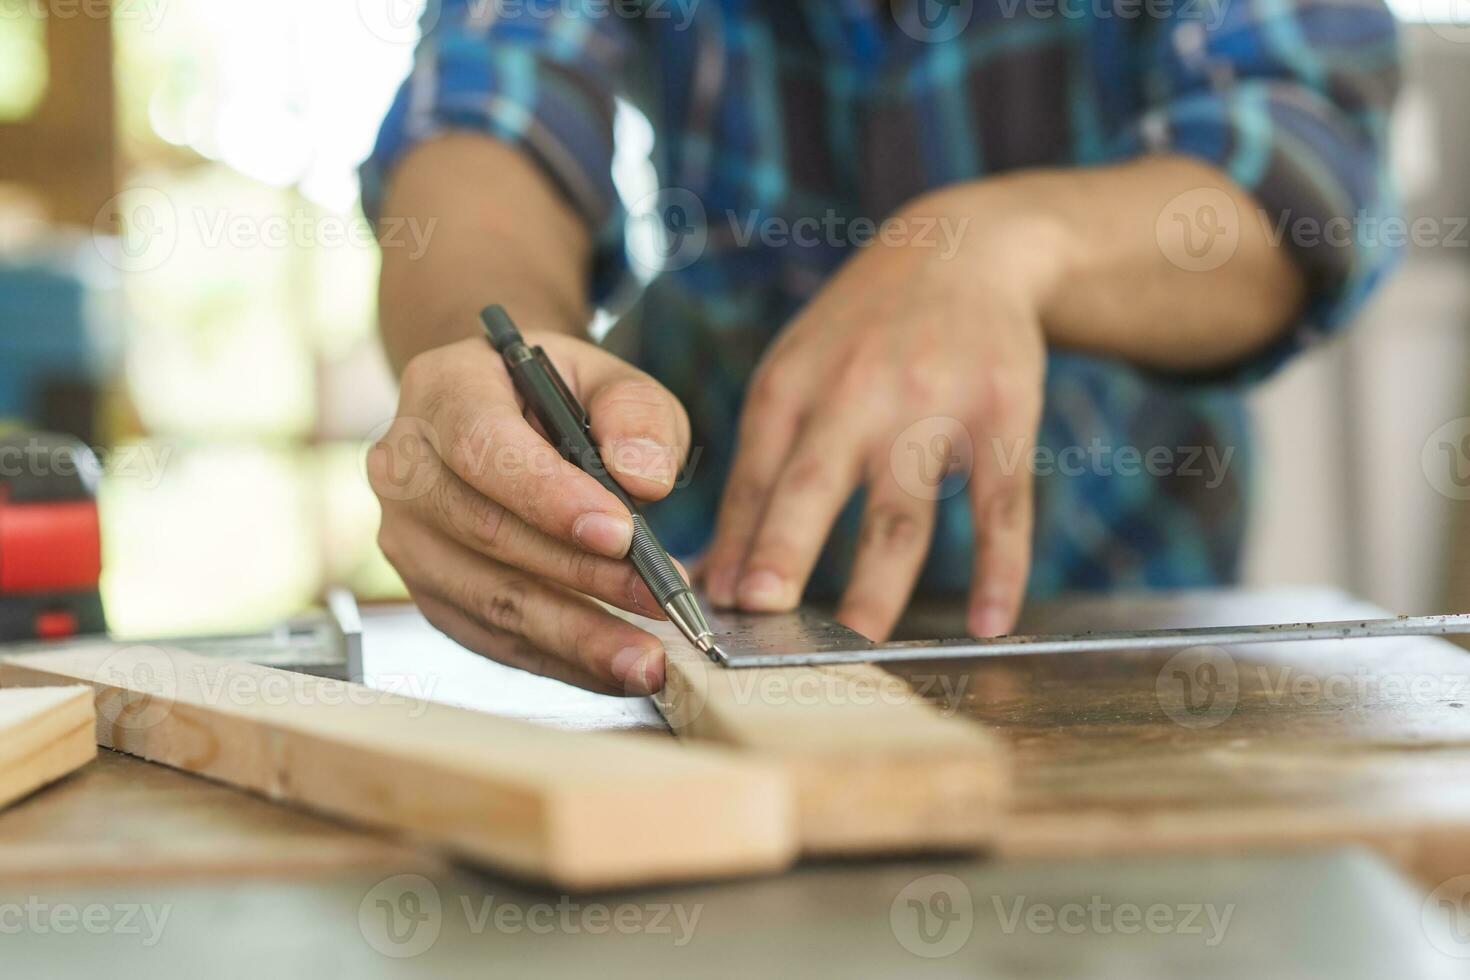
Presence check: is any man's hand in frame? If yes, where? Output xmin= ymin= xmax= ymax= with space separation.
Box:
xmin=702 ymin=193 xmax=1054 ymax=642
xmin=368 ymin=332 xmax=690 ymax=695
xmin=701 ymin=158 xmax=1306 ymax=641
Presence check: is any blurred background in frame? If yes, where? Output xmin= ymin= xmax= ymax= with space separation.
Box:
xmin=1 ymin=0 xmax=1467 ymax=639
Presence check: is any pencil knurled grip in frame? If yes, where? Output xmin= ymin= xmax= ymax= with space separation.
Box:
xmin=628 ymin=515 xmax=685 ymax=605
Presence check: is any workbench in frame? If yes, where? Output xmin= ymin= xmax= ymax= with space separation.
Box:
xmin=4 ymin=587 xmax=1470 ymax=975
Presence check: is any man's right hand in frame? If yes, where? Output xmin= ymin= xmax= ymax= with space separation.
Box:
xmin=367 ymin=331 xmax=691 ymax=696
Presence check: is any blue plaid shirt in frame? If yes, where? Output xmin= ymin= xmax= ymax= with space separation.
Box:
xmin=366 ymin=0 xmax=1399 ymax=601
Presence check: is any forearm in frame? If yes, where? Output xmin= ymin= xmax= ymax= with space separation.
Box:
xmin=926 ymin=156 xmax=1308 ymax=373
xmin=376 ymin=134 xmax=594 ymax=375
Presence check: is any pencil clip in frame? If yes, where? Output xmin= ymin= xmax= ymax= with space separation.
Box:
xmin=533 ymin=347 xmax=590 ymax=432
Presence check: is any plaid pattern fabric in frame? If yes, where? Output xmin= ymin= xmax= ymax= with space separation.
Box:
xmin=365 ymin=0 xmax=1400 ymax=601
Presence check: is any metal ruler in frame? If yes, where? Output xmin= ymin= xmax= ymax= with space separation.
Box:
xmin=706 ymin=608 xmax=1470 ymax=668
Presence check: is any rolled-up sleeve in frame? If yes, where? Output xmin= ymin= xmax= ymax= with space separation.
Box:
xmin=1112 ymin=0 xmax=1402 ymax=381
xmin=362 ymin=0 xmax=633 ymax=300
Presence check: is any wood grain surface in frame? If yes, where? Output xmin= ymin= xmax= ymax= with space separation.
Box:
xmin=894 ymin=588 xmax=1470 ymax=886
xmin=0 ymin=687 xmax=96 ymax=812
xmin=8 ymin=589 xmax=1470 ymax=890
xmin=0 ymin=645 xmax=798 ymax=889
xmin=652 ymin=635 xmax=1009 ymax=855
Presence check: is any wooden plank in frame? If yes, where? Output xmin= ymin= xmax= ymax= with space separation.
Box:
xmin=0 ymin=687 xmax=96 ymax=812
xmin=0 ymin=645 xmax=798 ymax=890
xmin=0 ymin=750 xmax=441 ymax=883
xmin=640 ymin=620 xmax=1009 ymax=855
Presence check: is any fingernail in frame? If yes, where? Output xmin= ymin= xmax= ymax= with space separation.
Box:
xmin=611 ymin=438 xmax=675 ymax=489
xmin=573 ymin=512 xmax=633 ymax=558
xmin=738 ymin=570 xmax=795 ymax=610
xmin=970 ymin=604 xmax=1011 ymax=638
xmin=611 ymin=646 xmax=665 ymax=696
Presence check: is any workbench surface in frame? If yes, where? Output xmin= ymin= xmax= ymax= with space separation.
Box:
xmin=4 ymin=587 xmax=1470 ymax=973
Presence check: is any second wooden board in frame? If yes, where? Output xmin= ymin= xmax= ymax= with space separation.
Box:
xmin=640 ymin=614 xmax=1009 ymax=854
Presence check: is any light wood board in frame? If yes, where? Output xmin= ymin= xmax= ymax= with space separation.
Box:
xmin=0 ymin=749 xmax=440 ymax=883
xmin=0 ymin=644 xmax=798 ymax=890
xmin=0 ymin=687 xmax=96 ymax=812
xmin=639 ymin=620 xmax=1009 ymax=855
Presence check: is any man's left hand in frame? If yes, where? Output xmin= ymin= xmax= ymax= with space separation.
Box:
xmin=702 ymin=189 xmax=1057 ymax=640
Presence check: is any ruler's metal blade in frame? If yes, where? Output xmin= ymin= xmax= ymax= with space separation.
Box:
xmin=708 ymin=610 xmax=1470 ymax=669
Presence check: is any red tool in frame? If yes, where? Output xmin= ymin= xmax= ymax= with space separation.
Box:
xmin=0 ymin=432 xmax=106 ymax=642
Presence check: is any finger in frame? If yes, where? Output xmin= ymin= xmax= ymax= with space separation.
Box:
xmin=412 ymin=591 xmax=627 ymax=696
xmin=401 ymin=338 xmax=635 ymax=559
xmin=389 ymin=522 xmax=667 ymax=694
xmin=835 ymin=463 xmax=937 ymax=641
xmin=967 ymin=427 xmax=1036 ymax=638
xmin=734 ymin=413 xmax=866 ymax=612
xmin=404 ymin=455 xmax=661 ymax=617
xmin=702 ymin=364 xmax=804 ymax=607
xmin=564 ymin=339 xmax=692 ymax=503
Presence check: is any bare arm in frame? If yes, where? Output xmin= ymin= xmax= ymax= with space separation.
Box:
xmin=376 ymin=134 xmax=596 ymax=373
xmin=925 ymin=155 xmax=1308 ymax=372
